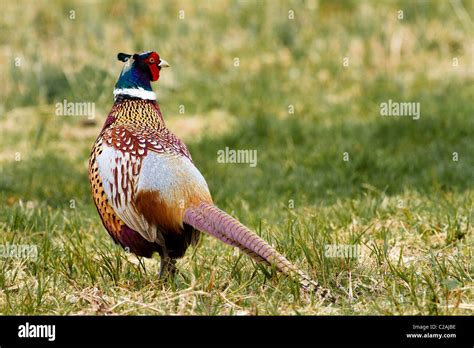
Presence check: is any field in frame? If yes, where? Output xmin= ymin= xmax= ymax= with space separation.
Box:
xmin=0 ymin=0 xmax=472 ymax=315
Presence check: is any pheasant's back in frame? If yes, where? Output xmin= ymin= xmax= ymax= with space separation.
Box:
xmin=102 ymin=99 xmax=191 ymax=159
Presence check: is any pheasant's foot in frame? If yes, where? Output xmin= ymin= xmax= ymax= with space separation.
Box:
xmin=158 ymin=257 xmax=177 ymax=281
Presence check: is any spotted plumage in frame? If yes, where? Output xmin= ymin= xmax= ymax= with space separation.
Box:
xmin=89 ymin=98 xmax=210 ymax=261
xmin=88 ymin=51 xmax=333 ymax=300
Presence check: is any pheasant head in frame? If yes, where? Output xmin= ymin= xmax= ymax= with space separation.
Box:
xmin=114 ymin=51 xmax=170 ymax=101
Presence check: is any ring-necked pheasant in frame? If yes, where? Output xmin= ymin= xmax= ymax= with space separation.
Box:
xmin=88 ymin=51 xmax=331 ymax=299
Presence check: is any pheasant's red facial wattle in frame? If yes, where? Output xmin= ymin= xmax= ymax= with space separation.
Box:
xmin=145 ymin=52 xmax=161 ymax=81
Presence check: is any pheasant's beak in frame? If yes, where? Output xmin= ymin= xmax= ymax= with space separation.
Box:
xmin=158 ymin=59 xmax=170 ymax=68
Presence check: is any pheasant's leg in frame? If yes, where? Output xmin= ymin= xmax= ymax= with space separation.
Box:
xmin=159 ymin=256 xmax=177 ymax=280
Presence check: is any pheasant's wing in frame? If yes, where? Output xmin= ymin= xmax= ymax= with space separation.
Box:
xmin=89 ymin=137 xmax=126 ymax=244
xmin=95 ymin=127 xmax=212 ymax=245
xmin=95 ymin=142 xmax=160 ymax=243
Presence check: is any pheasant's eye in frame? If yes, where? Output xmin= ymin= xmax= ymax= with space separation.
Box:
xmin=149 ymin=57 xmax=155 ymax=64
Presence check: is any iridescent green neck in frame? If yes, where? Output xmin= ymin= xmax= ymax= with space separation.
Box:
xmin=114 ymin=61 xmax=156 ymax=100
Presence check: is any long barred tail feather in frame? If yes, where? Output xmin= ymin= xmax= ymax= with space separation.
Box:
xmin=183 ymin=202 xmax=333 ymax=301
xmin=184 ymin=206 xmax=268 ymax=264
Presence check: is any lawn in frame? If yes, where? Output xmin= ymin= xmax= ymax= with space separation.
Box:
xmin=0 ymin=0 xmax=472 ymax=315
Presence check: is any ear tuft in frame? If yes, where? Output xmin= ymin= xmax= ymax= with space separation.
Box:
xmin=117 ymin=53 xmax=132 ymax=62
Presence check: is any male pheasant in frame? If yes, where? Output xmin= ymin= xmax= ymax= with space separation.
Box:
xmin=89 ymin=51 xmax=331 ymax=299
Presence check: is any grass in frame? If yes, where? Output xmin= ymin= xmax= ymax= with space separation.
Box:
xmin=0 ymin=0 xmax=472 ymax=315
